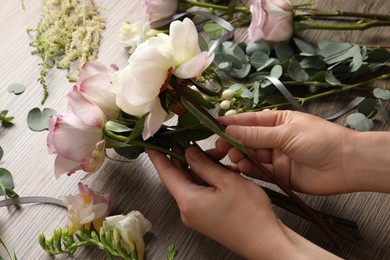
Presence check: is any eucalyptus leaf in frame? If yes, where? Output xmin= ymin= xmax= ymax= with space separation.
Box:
xmin=0 ymin=147 xmax=3 ymax=161
xmin=325 ymin=71 xmax=341 ymax=85
xmin=0 ymin=168 xmax=14 ymax=194
xmin=300 ymin=57 xmax=326 ymax=70
xmin=287 ymin=57 xmax=309 ymax=81
xmin=250 ymin=51 xmax=270 ymax=69
xmin=275 ymin=42 xmax=294 ymax=61
xmin=346 ymin=113 xmax=373 ymax=131
xmin=350 ymin=50 xmax=363 ymax=72
xmin=232 ymin=45 xmax=248 ymax=63
xmin=27 ymin=107 xmax=56 ymax=131
xmin=367 ymin=48 xmax=390 ymax=63
xmin=229 ymin=63 xmax=251 ymax=79
xmin=246 ymin=41 xmax=270 ymax=56
xmin=214 ymin=53 xmax=242 ymax=69
xmin=229 ymin=83 xmax=253 ymax=99
xmin=373 ymin=88 xmax=390 ymax=100
xmin=7 ymin=83 xmax=26 ymax=95
xmin=252 ymin=81 xmax=260 ymax=108
xmin=203 ymin=23 xmax=228 ymax=40
xmin=357 ymin=98 xmax=378 ymax=118
xmin=294 ymin=38 xmax=315 ymax=56
xmin=270 ymin=65 xmax=283 ymax=78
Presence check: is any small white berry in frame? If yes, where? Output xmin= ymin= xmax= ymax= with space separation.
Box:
xmin=220 ymin=100 xmax=231 ymax=110
xmin=224 ymin=109 xmax=237 ymax=116
xmin=222 ymin=89 xmax=235 ymax=100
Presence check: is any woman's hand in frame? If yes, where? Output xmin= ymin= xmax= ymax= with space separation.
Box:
xmin=148 ymin=146 xmax=294 ymax=259
xmin=213 ymin=110 xmax=358 ymax=195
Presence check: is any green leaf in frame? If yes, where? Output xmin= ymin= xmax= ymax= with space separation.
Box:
xmin=350 ymin=50 xmax=363 ymax=72
xmin=203 ymin=23 xmax=228 ymax=40
xmin=7 ymin=83 xmax=26 ymax=95
xmin=300 ymin=57 xmax=326 ymax=70
xmin=27 ymin=107 xmax=56 ymax=131
xmin=250 ymin=51 xmax=269 ymax=69
xmin=367 ymin=48 xmax=390 ymax=63
xmin=346 ymin=113 xmax=373 ymax=131
xmin=357 ymin=98 xmax=377 ymax=118
xmin=287 ymin=57 xmax=309 ymax=81
xmin=229 ymin=63 xmax=251 ymax=79
xmin=181 ymin=99 xmax=250 ymax=155
xmin=0 ymin=168 xmax=14 ymax=194
xmin=229 ymin=84 xmax=253 ymax=99
xmin=214 ymin=53 xmax=242 ymax=69
xmin=246 ymin=41 xmax=270 ymax=56
xmin=376 ymin=99 xmax=389 ymax=122
xmin=104 ymin=121 xmax=131 ymax=133
xmin=0 ymin=147 xmax=3 ymax=161
xmin=294 ymin=38 xmax=315 ymax=56
xmin=128 ymin=114 xmax=148 ymax=142
xmin=325 ymin=71 xmax=341 ymax=85
xmin=373 ymin=88 xmax=390 ymax=100
xmin=180 ymin=85 xmax=215 ymax=109
xmin=275 ymin=42 xmax=294 ymax=61
xmin=0 ymin=110 xmax=14 ymax=124
xmin=270 ymin=65 xmax=283 ymax=78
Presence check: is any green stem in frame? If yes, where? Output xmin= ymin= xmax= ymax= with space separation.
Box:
xmin=104 ymin=130 xmax=185 ymax=161
xmin=298 ymin=20 xmax=390 ymax=31
xmin=292 ymin=2 xmax=316 ymax=8
xmin=307 ymin=10 xmax=390 ymax=21
xmin=0 ymin=235 xmax=16 ymax=260
xmin=181 ymin=0 xmax=249 ymax=13
xmin=260 ymin=73 xmax=390 ymax=110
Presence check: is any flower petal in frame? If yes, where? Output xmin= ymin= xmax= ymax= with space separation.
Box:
xmin=174 ymin=52 xmax=214 ymax=79
xmin=142 ymin=98 xmax=168 ymax=140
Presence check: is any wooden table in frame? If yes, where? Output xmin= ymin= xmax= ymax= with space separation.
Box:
xmin=0 ymin=0 xmax=389 ymax=259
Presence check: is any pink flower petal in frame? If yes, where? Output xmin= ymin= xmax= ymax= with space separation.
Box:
xmin=174 ymin=52 xmax=214 ymax=79
xmin=142 ymin=98 xmax=168 ymax=140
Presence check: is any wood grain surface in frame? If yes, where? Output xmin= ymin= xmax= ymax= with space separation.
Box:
xmin=0 ymin=0 xmax=389 ymax=259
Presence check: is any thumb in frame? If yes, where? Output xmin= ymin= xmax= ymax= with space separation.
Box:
xmin=225 ymin=125 xmax=288 ymax=150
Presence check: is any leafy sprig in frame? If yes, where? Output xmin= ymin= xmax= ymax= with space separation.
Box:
xmin=0 ymin=110 xmax=14 ymax=125
xmin=28 ymin=0 xmax=105 ymax=104
xmin=39 ymin=226 xmax=139 ymax=259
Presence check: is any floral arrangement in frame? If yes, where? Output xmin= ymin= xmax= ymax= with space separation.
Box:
xmin=1 ymin=0 xmax=390 ymax=259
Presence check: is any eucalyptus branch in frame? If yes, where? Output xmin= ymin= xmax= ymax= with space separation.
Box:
xmin=0 ymin=235 xmax=16 ymax=260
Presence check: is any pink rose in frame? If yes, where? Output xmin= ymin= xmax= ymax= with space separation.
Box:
xmin=62 ymin=182 xmax=111 ymax=233
xmin=75 ymin=61 xmax=120 ymax=120
xmin=47 ymin=89 xmax=107 ymax=178
xmin=247 ymin=0 xmax=293 ymax=44
xmin=141 ymin=0 xmax=178 ymax=23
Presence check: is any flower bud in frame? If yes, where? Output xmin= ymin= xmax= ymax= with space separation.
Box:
xmin=222 ymin=89 xmax=235 ymax=100
xmin=225 ymin=109 xmax=238 ymax=116
xmin=220 ymin=100 xmax=231 ymax=110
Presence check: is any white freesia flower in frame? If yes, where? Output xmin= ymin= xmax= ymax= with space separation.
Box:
xmin=113 ymin=18 xmax=214 ymax=140
xmin=119 ymin=20 xmax=160 ymax=52
xmin=103 ymin=211 xmax=152 ymax=260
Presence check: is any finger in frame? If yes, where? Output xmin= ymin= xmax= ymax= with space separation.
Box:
xmin=225 ymin=124 xmax=289 ymax=150
xmin=185 ymin=146 xmax=234 ymax=187
xmin=218 ymin=110 xmax=289 ymax=127
xmin=147 ymin=148 xmax=193 ymax=199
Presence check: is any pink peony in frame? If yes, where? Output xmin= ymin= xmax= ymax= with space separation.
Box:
xmin=47 ymin=89 xmax=107 ymax=179
xmin=141 ymin=0 xmax=178 ymax=23
xmin=75 ymin=61 xmax=120 ymax=120
xmin=62 ymin=182 xmax=111 ymax=233
xmin=247 ymin=0 xmax=293 ymax=44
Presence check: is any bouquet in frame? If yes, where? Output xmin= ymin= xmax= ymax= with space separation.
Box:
xmin=10 ymin=0 xmax=389 ymax=259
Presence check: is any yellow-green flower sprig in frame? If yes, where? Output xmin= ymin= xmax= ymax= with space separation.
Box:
xmin=39 ymin=226 xmax=139 ymax=260
xmin=28 ymin=0 xmax=105 ymax=104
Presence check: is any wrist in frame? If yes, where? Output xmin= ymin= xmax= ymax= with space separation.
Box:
xmin=345 ymin=131 xmax=390 ymax=193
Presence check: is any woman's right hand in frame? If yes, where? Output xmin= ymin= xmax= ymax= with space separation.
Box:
xmin=212 ymin=110 xmax=360 ymax=195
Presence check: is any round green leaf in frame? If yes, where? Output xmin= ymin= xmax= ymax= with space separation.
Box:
xmin=293 ymin=37 xmax=315 ymax=56
xmin=287 ymin=57 xmax=309 ymax=82
xmin=0 ymin=168 xmax=14 ymax=192
xmin=270 ymin=65 xmax=283 ymax=78
xmin=0 ymin=146 xmax=3 ymax=161
xmin=27 ymin=107 xmax=56 ymax=131
xmin=346 ymin=113 xmax=374 ymax=131
xmin=357 ymin=98 xmax=377 ymax=117
xmin=7 ymin=82 xmax=26 ymax=95
xmin=373 ymin=88 xmax=390 ymax=100
xmin=246 ymin=41 xmax=270 ymax=56
xmin=275 ymin=42 xmax=294 ymax=61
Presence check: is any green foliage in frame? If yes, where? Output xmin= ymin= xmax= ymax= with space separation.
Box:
xmin=39 ymin=227 xmax=137 ymax=259
xmin=7 ymin=83 xmax=26 ymax=95
xmin=27 ymin=107 xmax=56 ymax=131
xmin=28 ymin=0 xmax=105 ymax=104
xmin=0 ymin=235 xmax=17 ymax=260
xmin=0 ymin=110 xmax=14 ymax=125
xmin=166 ymin=244 xmax=178 ymax=260
xmin=0 ymin=168 xmax=18 ymax=198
